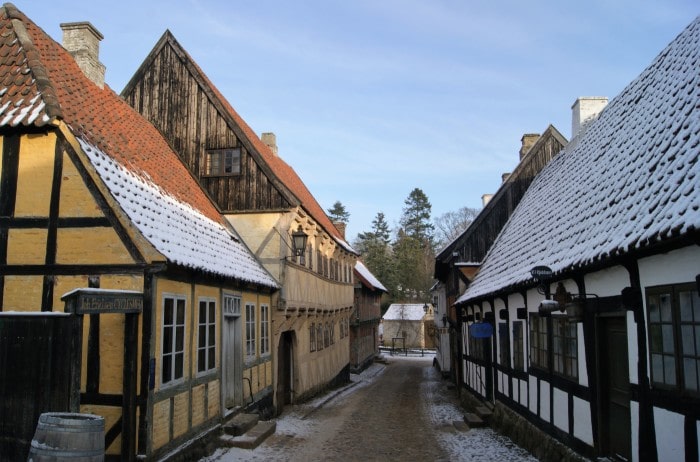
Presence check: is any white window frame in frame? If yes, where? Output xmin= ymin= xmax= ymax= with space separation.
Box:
xmin=197 ymin=297 xmax=217 ymax=375
xmin=260 ymin=304 xmax=270 ymax=356
xmin=161 ymin=294 xmax=187 ymax=387
xmin=245 ymin=302 xmax=256 ymax=359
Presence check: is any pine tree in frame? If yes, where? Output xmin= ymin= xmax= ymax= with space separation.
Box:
xmin=327 ymin=200 xmax=350 ymax=223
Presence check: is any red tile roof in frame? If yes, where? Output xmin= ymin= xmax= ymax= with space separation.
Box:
xmin=0 ymin=3 xmax=222 ymax=224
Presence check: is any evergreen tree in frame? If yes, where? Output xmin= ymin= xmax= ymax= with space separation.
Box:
xmin=327 ymin=200 xmax=350 ymax=223
xmin=399 ymin=188 xmax=434 ymax=245
xmin=354 ymin=212 xmax=395 ymax=297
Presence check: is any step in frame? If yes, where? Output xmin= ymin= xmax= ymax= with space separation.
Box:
xmin=475 ymin=405 xmax=493 ymax=421
xmin=463 ymin=412 xmax=487 ymax=428
xmin=223 ymin=413 xmax=259 ymax=436
xmin=452 ymin=420 xmax=470 ymax=432
xmin=220 ymin=420 xmax=276 ymax=449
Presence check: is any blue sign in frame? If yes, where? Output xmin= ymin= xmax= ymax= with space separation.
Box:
xmin=470 ymin=322 xmax=494 ymax=338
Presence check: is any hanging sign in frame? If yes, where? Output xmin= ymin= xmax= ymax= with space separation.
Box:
xmin=530 ymin=265 xmax=553 ymax=281
xmin=469 ymin=322 xmax=494 ymax=338
xmin=62 ymin=288 xmax=143 ymax=314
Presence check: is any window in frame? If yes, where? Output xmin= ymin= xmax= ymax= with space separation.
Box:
xmin=310 ymin=323 xmax=316 ymax=352
xmin=197 ymin=299 xmax=216 ymax=374
xmin=261 ymin=304 xmax=270 ymax=356
xmin=316 ymin=323 xmax=324 ymax=350
xmin=513 ymin=321 xmax=524 ymax=371
xmin=530 ymin=314 xmax=548 ymax=369
xmin=468 ymin=322 xmax=486 ymax=360
xmin=246 ymin=303 xmax=256 ymax=358
xmin=553 ymin=317 xmax=578 ymax=379
xmin=647 ymin=283 xmax=700 ymax=393
xmin=162 ymin=295 xmax=186 ymax=385
xmin=330 ymin=320 xmax=335 ymax=345
xmin=205 ymin=148 xmax=241 ymax=176
xmin=498 ymin=323 xmax=509 ymax=367
xmin=223 ymin=294 xmax=241 ymax=317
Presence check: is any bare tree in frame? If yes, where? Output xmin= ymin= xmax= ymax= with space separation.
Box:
xmin=433 ymin=206 xmax=480 ymax=249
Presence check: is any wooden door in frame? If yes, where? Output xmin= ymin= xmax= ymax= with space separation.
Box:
xmin=223 ymin=315 xmax=242 ymax=408
xmin=598 ymin=315 xmax=631 ymax=460
xmin=276 ymin=331 xmax=293 ymax=412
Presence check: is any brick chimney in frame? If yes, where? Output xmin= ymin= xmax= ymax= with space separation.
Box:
xmin=571 ymin=97 xmax=608 ymax=139
xmin=519 ymin=133 xmax=539 ymax=160
xmin=261 ymin=132 xmax=278 ymax=157
xmin=333 ymin=221 xmax=346 ymax=239
xmin=60 ymin=22 xmax=105 ymax=89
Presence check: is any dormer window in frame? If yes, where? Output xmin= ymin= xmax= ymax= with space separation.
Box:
xmin=205 ymin=148 xmax=241 ymax=176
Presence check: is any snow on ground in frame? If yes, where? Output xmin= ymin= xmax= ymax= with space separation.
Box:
xmin=203 ymin=354 xmax=537 ymax=461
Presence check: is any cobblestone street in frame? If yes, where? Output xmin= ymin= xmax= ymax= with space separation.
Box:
xmin=204 ymin=354 xmax=537 ymax=461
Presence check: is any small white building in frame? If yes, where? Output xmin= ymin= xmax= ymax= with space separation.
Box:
xmin=381 ymin=303 xmax=435 ymax=349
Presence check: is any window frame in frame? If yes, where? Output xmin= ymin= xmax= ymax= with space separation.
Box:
xmin=513 ymin=320 xmax=525 ymax=371
xmin=529 ymin=313 xmax=549 ymax=370
xmin=552 ymin=316 xmax=578 ymax=380
xmin=646 ymin=282 xmax=700 ymax=395
xmin=197 ymin=297 xmax=217 ymax=375
xmin=161 ymin=294 xmax=187 ymax=387
xmin=260 ymin=304 xmax=270 ymax=356
xmin=245 ymin=302 xmax=256 ymax=360
xmin=204 ymin=148 xmax=241 ymax=177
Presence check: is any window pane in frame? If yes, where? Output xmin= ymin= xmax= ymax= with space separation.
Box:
xmin=664 ymin=355 xmax=676 ymax=385
xmin=199 ymin=301 xmax=206 ymax=323
xmin=209 ymin=324 xmax=215 ymax=346
xmin=176 ymin=326 xmax=185 ymax=350
xmin=208 ymin=347 xmax=215 ymax=369
xmin=162 ymin=355 xmax=171 ymax=383
xmin=199 ymin=325 xmax=206 ymax=348
xmin=694 ymin=292 xmax=700 ymax=320
xmin=175 ymin=352 xmax=184 ymax=379
xmin=651 ymin=353 xmax=664 ymax=383
xmin=680 ymin=291 xmax=694 ymax=321
xmin=163 ymin=329 xmax=172 ymax=354
xmin=209 ymin=302 xmax=215 ymax=321
xmin=662 ymin=325 xmax=675 ymax=354
xmin=198 ymin=349 xmax=205 ymax=372
xmin=648 ymin=295 xmax=660 ymax=322
xmin=682 ymin=325 xmax=696 ymax=355
xmin=684 ymin=358 xmax=698 ymax=391
xmin=164 ymin=299 xmax=173 ymax=325
xmin=649 ymin=325 xmax=662 ymax=352
xmin=177 ymin=300 xmax=186 ymax=323
xmin=660 ymin=294 xmax=672 ymax=322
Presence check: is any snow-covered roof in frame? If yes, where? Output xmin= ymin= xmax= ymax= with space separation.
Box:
xmin=458 ymin=16 xmax=700 ymax=303
xmin=354 ymin=261 xmax=387 ymax=292
xmin=383 ymin=304 xmax=429 ymax=321
xmin=81 ymin=140 xmax=278 ymax=288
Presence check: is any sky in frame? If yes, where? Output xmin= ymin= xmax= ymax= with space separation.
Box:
xmin=18 ymin=1 xmax=699 ymax=243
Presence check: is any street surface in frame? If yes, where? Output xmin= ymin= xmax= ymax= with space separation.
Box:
xmin=204 ymin=354 xmax=537 ymax=461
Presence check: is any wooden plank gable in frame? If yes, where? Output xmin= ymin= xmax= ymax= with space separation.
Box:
xmin=122 ymin=32 xmax=297 ymax=214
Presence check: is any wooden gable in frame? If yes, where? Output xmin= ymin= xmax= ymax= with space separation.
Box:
xmin=121 ymin=32 xmax=297 ymax=213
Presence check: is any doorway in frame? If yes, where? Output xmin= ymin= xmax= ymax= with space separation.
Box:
xmin=276 ymin=331 xmax=294 ymax=411
xmin=223 ymin=314 xmax=242 ymax=409
xmin=597 ymin=315 xmax=631 ymax=460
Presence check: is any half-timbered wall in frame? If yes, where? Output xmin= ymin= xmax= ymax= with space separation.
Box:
xmin=122 ymin=43 xmax=291 ymax=213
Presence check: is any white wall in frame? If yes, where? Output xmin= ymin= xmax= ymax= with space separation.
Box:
xmin=573 ymin=396 xmax=593 ymax=445
xmin=654 ymin=407 xmax=685 ymax=461
xmin=553 ymin=387 xmax=568 ymax=431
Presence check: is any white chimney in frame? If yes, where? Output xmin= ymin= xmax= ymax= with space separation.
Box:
xmin=60 ymin=22 xmax=105 ymax=89
xmin=571 ymin=97 xmax=607 ymax=139
xmin=482 ymin=194 xmax=493 ymax=207
xmin=261 ymin=132 xmax=278 ymax=157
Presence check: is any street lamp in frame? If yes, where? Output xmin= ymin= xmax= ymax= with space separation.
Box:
xmin=291 ymin=226 xmax=307 ymax=257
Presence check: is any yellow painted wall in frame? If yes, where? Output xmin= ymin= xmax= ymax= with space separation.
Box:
xmin=79 ymin=404 xmax=122 ymax=455
xmin=3 ymin=275 xmax=43 ymax=311
xmin=152 ymin=400 xmax=170 ymax=449
xmin=172 ymin=392 xmax=189 ymax=438
xmin=14 ymin=132 xmax=55 ymax=217
xmin=59 ymin=151 xmax=103 ymax=217
xmin=192 ymin=384 xmax=206 ymax=427
xmin=207 ymin=381 xmax=219 ymax=418
xmin=57 ymin=228 xmax=134 ymax=264
xmin=6 ymin=229 xmax=48 ymax=265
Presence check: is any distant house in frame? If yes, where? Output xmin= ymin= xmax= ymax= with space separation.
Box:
xmin=382 ymin=304 xmax=435 ymax=349
xmin=433 ymin=126 xmax=567 ymax=385
xmin=455 ymin=17 xmax=700 ymax=462
xmin=0 ymin=6 xmax=277 ymax=461
xmin=351 ymin=261 xmax=387 ymax=371
xmin=121 ymin=31 xmax=358 ymax=411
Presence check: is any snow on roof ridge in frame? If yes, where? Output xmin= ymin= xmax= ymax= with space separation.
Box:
xmin=355 ymin=261 xmax=387 ymax=292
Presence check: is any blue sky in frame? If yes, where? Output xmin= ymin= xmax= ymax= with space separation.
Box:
xmin=19 ymin=1 xmax=698 ymax=243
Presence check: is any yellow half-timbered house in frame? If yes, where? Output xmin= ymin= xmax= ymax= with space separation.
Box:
xmin=122 ymin=31 xmax=359 ymax=412
xmin=0 ymin=4 xmax=277 ymax=461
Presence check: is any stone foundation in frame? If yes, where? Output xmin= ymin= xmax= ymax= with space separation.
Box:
xmin=460 ymin=390 xmax=590 ymax=462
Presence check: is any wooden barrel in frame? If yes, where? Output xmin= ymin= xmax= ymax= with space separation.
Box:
xmin=27 ymin=412 xmax=104 ymax=461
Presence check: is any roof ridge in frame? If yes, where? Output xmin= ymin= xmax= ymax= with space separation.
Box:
xmin=2 ymin=3 xmax=62 ymax=121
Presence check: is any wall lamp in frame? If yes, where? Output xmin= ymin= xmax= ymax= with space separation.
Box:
xmin=291 ymin=226 xmax=308 ymax=257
